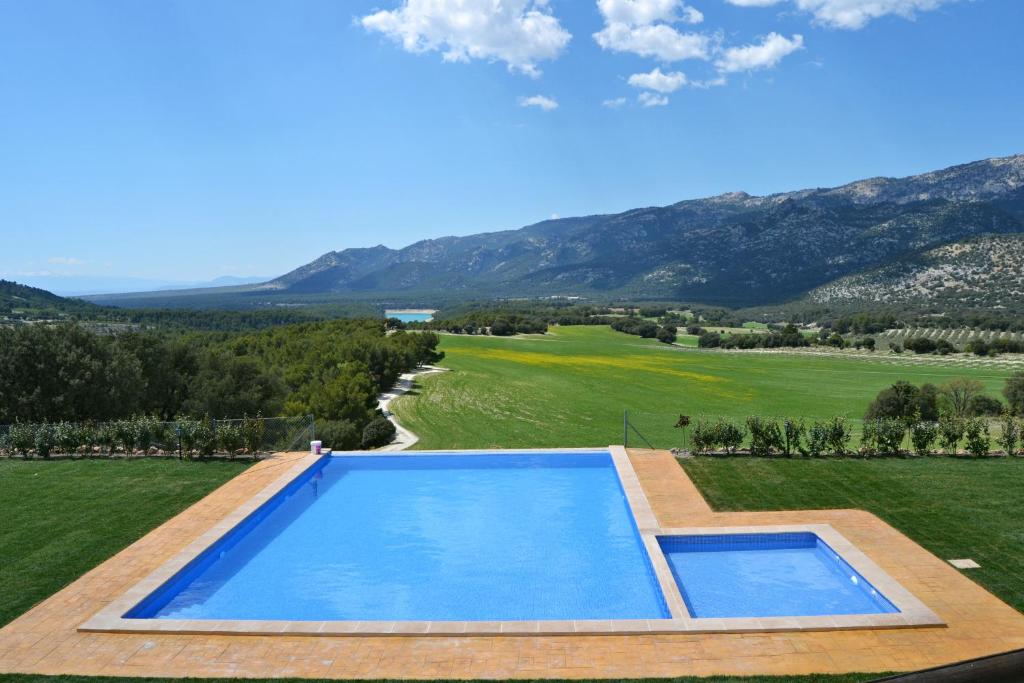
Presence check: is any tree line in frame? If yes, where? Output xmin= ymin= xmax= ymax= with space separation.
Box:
xmin=0 ymin=320 xmax=442 ymax=449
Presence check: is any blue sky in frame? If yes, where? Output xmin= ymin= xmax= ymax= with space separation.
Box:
xmin=2 ymin=0 xmax=1022 ymax=292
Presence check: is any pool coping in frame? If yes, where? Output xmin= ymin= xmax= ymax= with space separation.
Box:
xmin=79 ymin=446 xmax=944 ymax=637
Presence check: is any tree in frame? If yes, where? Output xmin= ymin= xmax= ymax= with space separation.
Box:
xmin=698 ymin=332 xmax=721 ymax=348
xmin=183 ymin=351 xmax=284 ymax=419
xmin=865 ymin=381 xmax=920 ymax=421
xmin=940 ymin=378 xmax=985 ymax=418
xmin=636 ymin=322 xmax=659 ymax=338
xmin=656 ymin=326 xmax=677 ymax=344
xmin=361 ymin=416 xmax=396 ymax=448
xmin=489 ymin=319 xmax=513 ymax=336
xmin=1004 ymin=372 xmax=1024 ymax=416
xmin=918 ymin=383 xmax=940 ymax=421
xmin=967 ymin=395 xmax=1004 ymax=417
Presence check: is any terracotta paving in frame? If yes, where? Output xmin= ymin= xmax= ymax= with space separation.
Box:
xmin=2 ymin=448 xmax=1023 ymax=679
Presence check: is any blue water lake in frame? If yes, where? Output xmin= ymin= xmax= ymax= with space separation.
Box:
xmin=386 ymin=310 xmax=434 ymax=322
xmin=128 ymin=452 xmax=669 ymax=622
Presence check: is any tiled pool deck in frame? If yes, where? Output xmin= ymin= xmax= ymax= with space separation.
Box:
xmin=2 ymin=448 xmax=1024 ymax=678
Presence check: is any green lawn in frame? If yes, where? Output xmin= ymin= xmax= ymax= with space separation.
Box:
xmin=682 ymin=457 xmax=1024 ymax=613
xmin=393 ymin=326 xmax=1014 ymax=450
xmin=0 ymin=458 xmax=249 ymax=627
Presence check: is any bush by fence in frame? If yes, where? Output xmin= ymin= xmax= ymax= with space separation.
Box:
xmin=0 ymin=415 xmax=314 ymax=459
xmin=624 ymin=410 xmax=1022 ymax=458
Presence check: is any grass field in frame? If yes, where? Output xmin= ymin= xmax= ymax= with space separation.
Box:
xmin=0 ymin=459 xmax=248 ymax=627
xmin=392 ymin=326 xmax=1015 ymax=450
xmin=682 ymin=457 xmax=1024 ymax=614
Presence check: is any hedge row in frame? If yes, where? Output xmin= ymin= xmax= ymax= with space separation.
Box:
xmin=0 ymin=416 xmax=267 ymax=459
xmin=686 ymin=414 xmax=1023 ymax=457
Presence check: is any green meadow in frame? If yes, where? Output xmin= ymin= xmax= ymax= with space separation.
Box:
xmin=392 ymin=326 xmax=1016 ymax=450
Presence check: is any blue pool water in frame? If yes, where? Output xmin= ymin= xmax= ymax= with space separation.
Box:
xmin=386 ymin=311 xmax=433 ymax=322
xmin=659 ymin=533 xmax=899 ymax=619
xmin=128 ymin=452 xmax=669 ymax=621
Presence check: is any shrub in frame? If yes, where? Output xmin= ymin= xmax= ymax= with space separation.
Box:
xmin=824 ymin=417 xmax=851 ymax=456
xmin=691 ymin=420 xmax=716 ymax=455
xmin=216 ymin=421 xmax=245 ymax=454
xmin=361 ymin=416 xmax=396 ymax=449
xmin=875 ymin=419 xmax=907 ymax=456
xmin=130 ymin=415 xmax=159 ymax=451
xmin=317 ymin=419 xmax=360 ymax=450
xmin=112 ymin=419 xmax=135 ymax=455
xmin=999 ymin=414 xmax=1020 ymax=457
xmin=54 ymin=421 xmax=86 ymax=455
xmin=909 ymin=421 xmax=938 ymax=457
xmin=33 ymin=422 xmax=56 ymax=459
xmin=715 ymin=419 xmax=746 ymax=454
xmin=938 ymin=416 xmax=964 ymax=455
xmin=746 ymin=417 xmax=783 ymax=457
xmin=94 ymin=422 xmax=117 ymax=455
xmin=783 ymin=419 xmax=807 ymax=456
xmin=9 ymin=422 xmax=35 ymax=456
xmin=241 ymin=414 xmax=266 ymax=453
xmin=860 ymin=419 xmax=878 ymax=456
xmin=175 ymin=417 xmax=214 ymax=457
xmin=963 ymin=418 xmax=990 ymax=457
xmin=807 ymin=421 xmax=829 ymax=457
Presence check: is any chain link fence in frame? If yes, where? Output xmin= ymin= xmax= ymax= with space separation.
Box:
xmin=0 ymin=415 xmax=315 ymax=459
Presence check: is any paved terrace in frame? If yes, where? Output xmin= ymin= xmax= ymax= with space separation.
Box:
xmin=1 ymin=449 xmax=1023 ymax=679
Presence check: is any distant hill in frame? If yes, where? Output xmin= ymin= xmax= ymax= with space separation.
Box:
xmin=92 ymin=154 xmax=1024 ymax=311
xmin=809 ymin=233 xmax=1024 ymax=310
xmin=0 ymin=280 xmax=101 ymax=320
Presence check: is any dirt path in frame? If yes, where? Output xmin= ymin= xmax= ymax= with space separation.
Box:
xmin=375 ymin=365 xmax=447 ymax=451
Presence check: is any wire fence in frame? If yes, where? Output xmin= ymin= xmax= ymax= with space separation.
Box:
xmin=0 ymin=415 xmax=315 ymax=459
xmin=623 ymin=410 xmax=1019 ymax=457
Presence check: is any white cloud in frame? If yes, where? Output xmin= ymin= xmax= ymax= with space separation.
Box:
xmin=725 ymin=0 xmax=956 ymax=29
xmin=799 ymin=0 xmax=953 ymax=29
xmin=628 ymin=67 xmax=688 ymax=93
xmin=597 ymin=0 xmax=703 ymax=25
xmin=594 ymin=23 xmax=710 ymax=61
xmin=638 ymin=92 xmax=670 ymax=107
xmin=360 ymin=0 xmax=571 ymax=77
xmin=518 ymin=94 xmax=559 ymax=110
xmin=602 ymin=97 xmax=628 ymax=108
xmin=715 ymin=32 xmax=803 ymax=72
xmin=47 ymin=256 xmax=84 ymax=266
xmin=593 ymin=0 xmax=709 ymax=62
xmin=691 ymin=75 xmax=727 ymax=88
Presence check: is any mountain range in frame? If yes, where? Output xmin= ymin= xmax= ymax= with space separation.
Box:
xmin=88 ymin=154 xmax=1024 ymax=310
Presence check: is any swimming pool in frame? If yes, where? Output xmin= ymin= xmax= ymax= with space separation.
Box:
xmin=125 ymin=451 xmax=669 ymax=622
xmin=659 ymin=532 xmax=899 ymax=619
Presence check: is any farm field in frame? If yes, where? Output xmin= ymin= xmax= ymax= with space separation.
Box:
xmin=0 ymin=459 xmax=249 ymax=627
xmin=392 ymin=326 xmax=1017 ymax=450
xmin=682 ymin=457 xmax=1024 ymax=614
